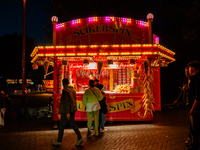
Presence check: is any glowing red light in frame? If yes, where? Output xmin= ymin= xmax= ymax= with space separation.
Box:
xmin=147 ymin=13 xmax=154 ymax=20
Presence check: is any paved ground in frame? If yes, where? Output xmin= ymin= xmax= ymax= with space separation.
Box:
xmin=0 ymin=105 xmax=199 ymax=150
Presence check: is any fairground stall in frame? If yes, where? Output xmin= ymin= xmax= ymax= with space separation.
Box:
xmin=30 ymin=14 xmax=175 ymax=121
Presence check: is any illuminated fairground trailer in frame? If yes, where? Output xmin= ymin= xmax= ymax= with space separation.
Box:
xmin=30 ymin=14 xmax=175 ymax=121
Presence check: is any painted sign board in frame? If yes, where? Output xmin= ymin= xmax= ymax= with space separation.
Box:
xmin=53 ymin=93 xmax=153 ymax=121
xmin=56 ymin=17 xmax=149 ymax=45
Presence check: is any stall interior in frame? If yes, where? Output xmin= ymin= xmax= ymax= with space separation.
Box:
xmin=56 ymin=55 xmax=152 ymax=94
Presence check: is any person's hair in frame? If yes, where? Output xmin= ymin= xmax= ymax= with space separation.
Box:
xmin=94 ymin=79 xmax=99 ymax=82
xmin=89 ymin=80 xmax=94 ymax=87
xmin=188 ymin=61 xmax=200 ymax=71
xmin=62 ymin=78 xmax=69 ymax=85
xmin=99 ymin=84 xmax=103 ymax=90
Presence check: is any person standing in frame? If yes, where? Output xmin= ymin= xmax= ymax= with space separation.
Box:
xmin=5 ymin=93 xmax=11 ymax=125
xmin=0 ymin=91 xmax=6 ymax=127
xmin=98 ymin=84 xmax=108 ymax=131
xmin=91 ymin=83 xmax=108 ymax=131
xmin=53 ymin=78 xmax=83 ymax=147
xmin=83 ymin=80 xmax=103 ymax=137
xmin=174 ymin=67 xmax=190 ymax=105
xmin=186 ymin=61 xmax=200 ymax=150
xmin=94 ymin=79 xmax=101 ymax=90
xmin=93 ymin=79 xmax=105 ymax=131
xmin=174 ymin=67 xmax=192 ymax=145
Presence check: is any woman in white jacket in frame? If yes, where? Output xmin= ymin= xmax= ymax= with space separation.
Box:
xmin=83 ymin=80 xmax=103 ymax=137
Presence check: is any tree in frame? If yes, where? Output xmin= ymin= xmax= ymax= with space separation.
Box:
xmin=0 ymin=33 xmax=36 ymax=80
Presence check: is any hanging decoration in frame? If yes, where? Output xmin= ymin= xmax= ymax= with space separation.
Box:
xmin=97 ymin=61 xmax=103 ymax=74
xmin=144 ymin=59 xmax=149 ymax=74
xmin=139 ymin=59 xmax=155 ymax=118
xmin=43 ymin=58 xmax=50 ymax=75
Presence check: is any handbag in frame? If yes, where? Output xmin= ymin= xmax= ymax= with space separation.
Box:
xmin=99 ymin=98 xmax=108 ymax=114
xmin=90 ymin=88 xmax=108 ymax=114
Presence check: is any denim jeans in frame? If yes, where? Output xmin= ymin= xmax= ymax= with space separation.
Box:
xmin=100 ymin=112 xmax=106 ymax=130
xmin=58 ymin=113 xmax=82 ymax=142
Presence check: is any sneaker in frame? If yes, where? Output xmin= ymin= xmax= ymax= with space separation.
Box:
xmin=86 ymin=132 xmax=92 ymax=138
xmin=94 ymin=132 xmax=99 ymax=137
xmin=53 ymin=140 xmax=62 ymax=146
xmin=185 ymin=137 xmax=192 ymax=145
xmin=75 ymin=139 xmax=84 ymax=146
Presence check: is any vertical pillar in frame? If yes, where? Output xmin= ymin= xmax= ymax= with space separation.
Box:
xmin=22 ymin=0 xmax=26 ymax=108
xmin=51 ymin=16 xmax=58 ymax=94
xmin=147 ymin=13 xmax=154 ymax=44
xmin=53 ymin=58 xmax=58 ymax=121
xmin=110 ymin=69 xmax=114 ymax=91
xmin=51 ymin=16 xmax=58 ymax=46
xmin=58 ymin=64 xmax=64 ymax=93
xmin=131 ymin=68 xmax=134 ymax=85
xmin=51 ymin=16 xmax=58 ymax=121
xmin=153 ymin=67 xmax=161 ymax=111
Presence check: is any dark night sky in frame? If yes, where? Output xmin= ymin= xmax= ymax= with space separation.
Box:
xmin=0 ymin=0 xmax=51 ymax=45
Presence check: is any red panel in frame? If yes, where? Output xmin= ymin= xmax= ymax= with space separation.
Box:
xmin=53 ymin=93 xmax=153 ymax=121
xmin=53 ymin=58 xmax=58 ymax=121
xmin=56 ymin=17 xmax=149 ymax=45
xmin=153 ymin=67 xmax=161 ymax=111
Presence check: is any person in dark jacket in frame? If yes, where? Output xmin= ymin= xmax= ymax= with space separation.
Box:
xmin=5 ymin=93 xmax=11 ymax=125
xmin=0 ymin=91 xmax=6 ymax=127
xmin=94 ymin=79 xmax=102 ymax=90
xmin=186 ymin=61 xmax=200 ymax=150
xmin=98 ymin=84 xmax=107 ymax=131
xmin=53 ymin=78 xmax=83 ymax=147
xmin=174 ymin=67 xmax=190 ymax=105
xmin=174 ymin=67 xmax=192 ymax=145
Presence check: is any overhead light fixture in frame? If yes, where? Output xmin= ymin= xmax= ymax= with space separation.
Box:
xmin=88 ymin=62 xmax=97 ymax=69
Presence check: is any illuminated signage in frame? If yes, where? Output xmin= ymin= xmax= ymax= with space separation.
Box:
xmin=73 ymin=25 xmax=133 ymax=38
xmin=76 ymin=99 xmax=142 ymax=113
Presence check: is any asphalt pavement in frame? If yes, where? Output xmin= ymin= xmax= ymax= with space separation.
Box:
xmin=0 ymin=92 xmax=199 ymax=150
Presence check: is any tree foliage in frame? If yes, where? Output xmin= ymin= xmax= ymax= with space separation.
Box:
xmin=182 ymin=0 xmax=200 ymax=43
xmin=0 ymin=33 xmax=35 ymax=79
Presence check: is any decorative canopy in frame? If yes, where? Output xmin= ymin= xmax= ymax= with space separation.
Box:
xmin=30 ymin=44 xmax=175 ymax=67
xmin=31 ymin=15 xmax=175 ymax=67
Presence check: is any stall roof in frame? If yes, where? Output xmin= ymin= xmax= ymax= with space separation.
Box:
xmin=31 ymin=44 xmax=175 ymax=65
